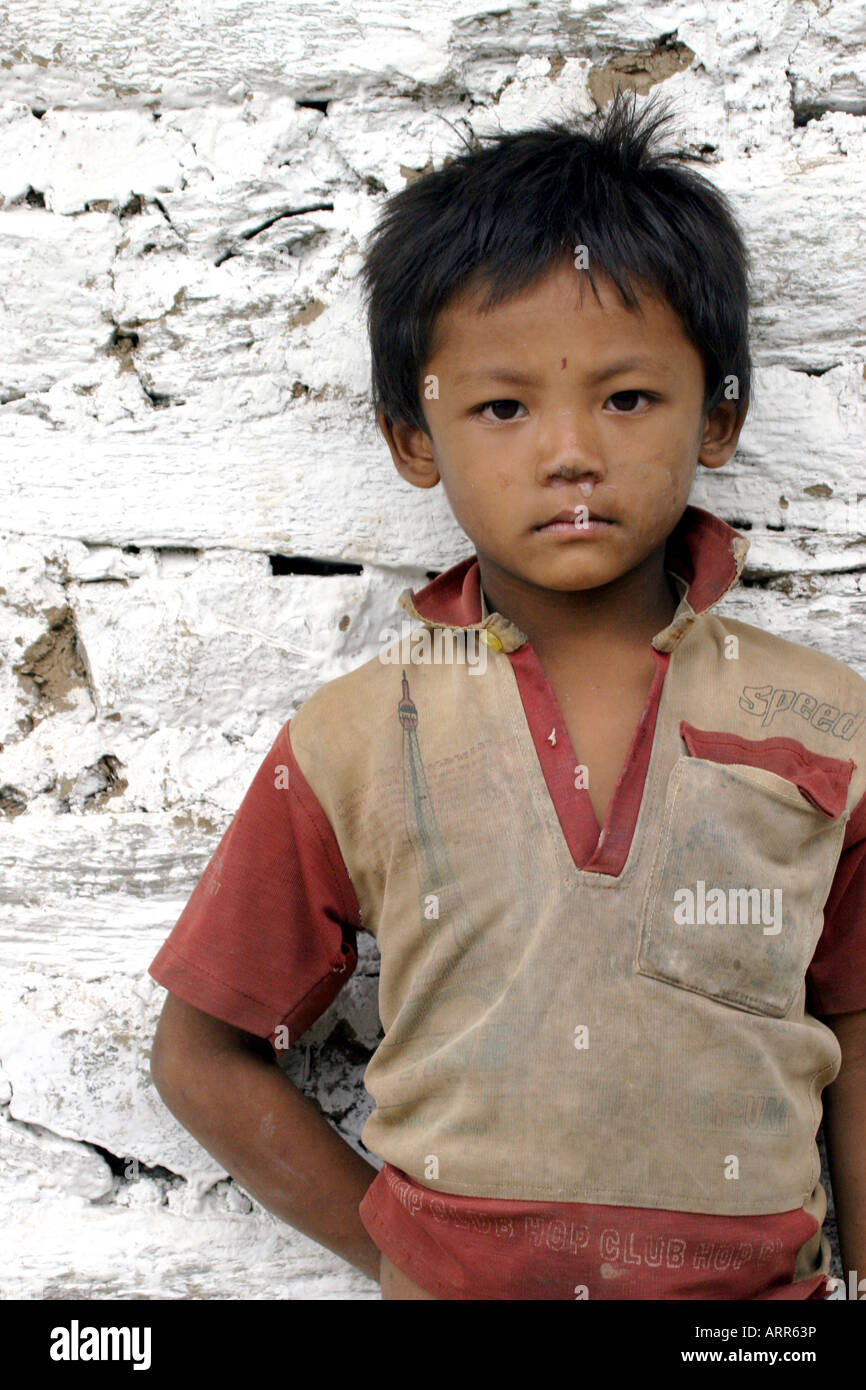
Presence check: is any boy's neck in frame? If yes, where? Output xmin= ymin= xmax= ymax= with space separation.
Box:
xmin=477 ymin=544 xmax=682 ymax=657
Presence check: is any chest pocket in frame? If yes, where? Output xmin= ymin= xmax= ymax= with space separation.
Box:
xmin=634 ymin=722 xmax=854 ymax=1018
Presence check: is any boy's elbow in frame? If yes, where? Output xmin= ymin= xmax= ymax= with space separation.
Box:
xmin=149 ymin=992 xmax=211 ymax=1099
xmin=149 ymin=997 xmax=186 ymax=1099
xmin=148 ymin=991 xmax=272 ymax=1099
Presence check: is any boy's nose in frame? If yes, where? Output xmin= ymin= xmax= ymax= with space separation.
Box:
xmin=536 ymin=410 xmax=604 ymax=481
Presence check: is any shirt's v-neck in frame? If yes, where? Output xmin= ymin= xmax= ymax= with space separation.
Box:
xmin=478 ymin=573 xmax=678 ymax=878
xmin=505 ymin=637 xmax=671 ymax=877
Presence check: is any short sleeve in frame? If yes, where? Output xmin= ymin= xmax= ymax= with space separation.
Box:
xmin=806 ymin=786 xmax=866 ymax=1016
xmin=148 ymin=720 xmax=362 ymax=1049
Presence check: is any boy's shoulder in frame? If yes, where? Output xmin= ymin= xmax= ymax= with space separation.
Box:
xmin=292 ymin=647 xmax=395 ymax=730
xmin=288 ymin=639 xmax=432 ymax=770
xmin=713 ymin=609 xmax=866 ymax=695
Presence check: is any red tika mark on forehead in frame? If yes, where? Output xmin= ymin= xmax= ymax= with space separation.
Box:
xmin=561 ymin=357 xmax=566 ymax=369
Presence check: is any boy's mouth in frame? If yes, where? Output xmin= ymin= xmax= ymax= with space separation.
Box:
xmin=533 ymin=508 xmax=615 ymax=536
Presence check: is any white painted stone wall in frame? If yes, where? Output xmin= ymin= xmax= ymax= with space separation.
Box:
xmin=1 ymin=0 xmax=864 ymax=1299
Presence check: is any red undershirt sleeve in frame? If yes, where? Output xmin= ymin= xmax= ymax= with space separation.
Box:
xmin=806 ymin=785 xmax=866 ymax=1016
xmin=147 ymin=719 xmax=362 ymax=1051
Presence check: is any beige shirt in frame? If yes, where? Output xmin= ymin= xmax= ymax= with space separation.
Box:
xmin=289 ymin=508 xmax=864 ymax=1282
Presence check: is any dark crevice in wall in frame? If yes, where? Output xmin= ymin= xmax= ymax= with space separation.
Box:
xmin=83 ymin=544 xmax=369 ymax=573
xmin=140 ymin=383 xmax=178 ymax=408
xmin=105 ymin=324 xmax=182 ymax=406
xmin=740 ymin=569 xmax=866 ymax=594
xmin=108 ymin=325 xmax=139 ymax=354
xmin=118 ymin=192 xmax=145 ymax=219
xmin=787 ymin=58 xmax=866 ymax=126
xmin=89 ymin=1141 xmax=184 ymax=1186
xmin=295 ymin=99 xmax=330 ymax=115
xmin=151 ymin=195 xmax=178 ymax=233
xmin=120 ymin=544 xmax=201 ymax=558
xmin=791 ymin=97 xmax=866 ymax=127
xmin=0 ymin=784 xmax=28 ymax=816
xmin=269 ymin=555 xmax=363 ymax=576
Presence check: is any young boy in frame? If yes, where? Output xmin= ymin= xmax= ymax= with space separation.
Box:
xmin=148 ymin=91 xmax=866 ymax=1300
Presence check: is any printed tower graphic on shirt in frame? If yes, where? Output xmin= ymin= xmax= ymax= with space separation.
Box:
xmin=388 ymin=668 xmax=504 ymax=1062
xmin=398 ymin=668 xmax=453 ymax=919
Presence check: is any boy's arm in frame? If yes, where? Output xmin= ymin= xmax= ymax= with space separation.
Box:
xmin=819 ymin=1007 xmax=866 ymax=1289
xmin=150 ymin=991 xmax=382 ymax=1284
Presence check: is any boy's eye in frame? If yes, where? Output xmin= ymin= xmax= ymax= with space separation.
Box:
xmin=605 ymin=390 xmax=652 ymax=412
xmin=472 ymin=392 xmax=655 ymax=420
xmin=474 ymin=399 xmax=527 ymax=421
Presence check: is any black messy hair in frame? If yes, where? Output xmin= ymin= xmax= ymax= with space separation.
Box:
xmin=359 ymin=89 xmax=752 ymax=435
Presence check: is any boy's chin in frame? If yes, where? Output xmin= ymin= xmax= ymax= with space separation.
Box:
xmin=498 ymin=558 xmax=627 ymax=594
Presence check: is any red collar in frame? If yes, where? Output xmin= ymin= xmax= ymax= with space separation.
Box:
xmin=396 ymin=505 xmax=749 ymax=654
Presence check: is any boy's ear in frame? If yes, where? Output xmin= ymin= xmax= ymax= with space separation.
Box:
xmin=378 ymin=410 xmax=440 ymax=490
xmin=698 ymin=397 xmax=748 ymax=472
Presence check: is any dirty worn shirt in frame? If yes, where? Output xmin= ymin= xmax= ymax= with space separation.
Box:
xmin=148 ymin=505 xmax=866 ymax=1300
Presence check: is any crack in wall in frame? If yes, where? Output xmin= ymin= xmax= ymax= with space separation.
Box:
xmin=214 ymin=201 xmax=335 ymax=266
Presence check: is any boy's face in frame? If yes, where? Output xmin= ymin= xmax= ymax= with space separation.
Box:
xmin=379 ymin=256 xmax=744 ymax=606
